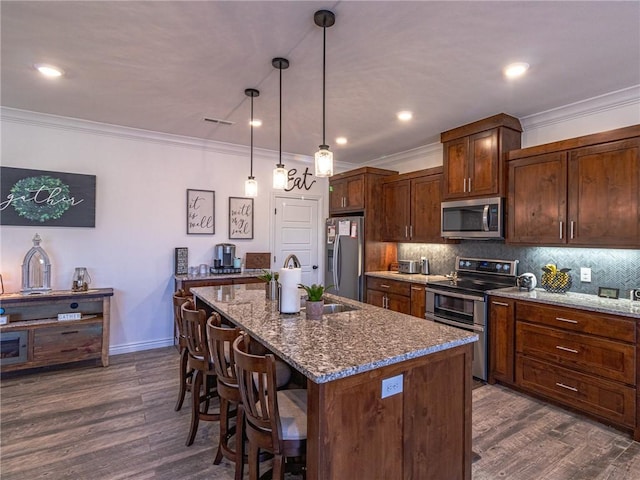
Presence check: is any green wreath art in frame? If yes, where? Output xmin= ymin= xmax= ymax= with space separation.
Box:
xmin=10 ymin=175 xmax=72 ymax=222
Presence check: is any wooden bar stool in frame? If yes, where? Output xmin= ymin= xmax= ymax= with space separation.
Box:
xmin=172 ymin=289 xmax=194 ymax=411
xmin=206 ymin=314 xmax=245 ymax=480
xmin=233 ymin=334 xmax=307 ymax=480
xmin=181 ymin=300 xmax=219 ymax=446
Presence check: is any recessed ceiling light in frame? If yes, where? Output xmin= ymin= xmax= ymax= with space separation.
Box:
xmin=397 ymin=111 xmax=413 ymax=121
xmin=336 ymin=136 xmax=347 ymax=145
xmin=504 ymin=62 xmax=529 ymax=79
xmin=34 ymin=63 xmax=64 ymax=78
xmin=250 ymin=119 xmax=262 ymax=127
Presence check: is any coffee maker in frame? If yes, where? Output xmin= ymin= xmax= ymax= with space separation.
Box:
xmin=214 ymin=243 xmax=236 ymax=268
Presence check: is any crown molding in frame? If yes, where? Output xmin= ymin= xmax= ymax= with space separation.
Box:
xmin=354 ymin=142 xmax=443 ymax=170
xmin=0 ymin=107 xmax=311 ymax=165
xmin=520 ymin=85 xmax=640 ymax=131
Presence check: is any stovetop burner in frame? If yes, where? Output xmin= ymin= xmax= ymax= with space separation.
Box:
xmin=427 ymin=256 xmax=519 ymax=296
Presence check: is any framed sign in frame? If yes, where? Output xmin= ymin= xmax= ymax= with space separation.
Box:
xmin=174 ymin=247 xmax=188 ymax=275
xmin=0 ymin=166 xmax=96 ymax=227
xmin=229 ymin=197 xmax=253 ymax=239
xmin=187 ymin=189 xmax=214 ymax=235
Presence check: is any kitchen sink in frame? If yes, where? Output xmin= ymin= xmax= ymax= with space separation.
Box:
xmin=300 ymin=302 xmax=360 ymax=315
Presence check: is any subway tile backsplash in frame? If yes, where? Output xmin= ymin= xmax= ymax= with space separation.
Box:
xmin=398 ymin=242 xmax=639 ymax=298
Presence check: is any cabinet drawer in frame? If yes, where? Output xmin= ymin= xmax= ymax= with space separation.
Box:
xmin=516 ymin=302 xmax=635 ymax=343
xmin=366 ymin=277 xmax=410 ymax=296
xmin=517 ymin=356 xmax=636 ymax=428
xmin=516 ymin=322 xmax=635 ymax=385
xmin=34 ymin=321 xmax=102 ymax=362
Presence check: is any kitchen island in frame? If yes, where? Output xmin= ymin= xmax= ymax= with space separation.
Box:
xmin=192 ymin=283 xmax=477 ymax=480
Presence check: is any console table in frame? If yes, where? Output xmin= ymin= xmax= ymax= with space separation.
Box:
xmin=0 ymin=288 xmax=113 ymax=373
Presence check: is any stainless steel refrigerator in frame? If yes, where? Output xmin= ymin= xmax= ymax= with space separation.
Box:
xmin=325 ymin=216 xmax=364 ymax=301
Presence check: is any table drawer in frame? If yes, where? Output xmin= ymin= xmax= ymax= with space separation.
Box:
xmin=516 ymin=301 xmax=635 ymax=342
xmin=34 ymin=321 xmax=102 ymax=362
xmin=516 ymin=322 xmax=635 ymax=385
xmin=366 ymin=277 xmax=410 ymax=296
xmin=517 ymin=356 xmax=636 ymax=428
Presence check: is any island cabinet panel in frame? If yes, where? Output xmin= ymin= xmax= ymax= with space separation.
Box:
xmin=488 ymin=297 xmax=515 ymax=385
xmin=306 ymin=343 xmax=473 ymax=480
xmin=507 ymin=125 xmax=640 ymax=248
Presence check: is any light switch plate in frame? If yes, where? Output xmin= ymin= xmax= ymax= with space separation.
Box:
xmin=580 ymin=267 xmax=592 ymax=282
xmin=381 ymin=374 xmax=403 ymax=399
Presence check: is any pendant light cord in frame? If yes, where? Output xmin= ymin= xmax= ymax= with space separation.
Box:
xmin=278 ymin=65 xmax=283 ymax=168
xmin=322 ymin=24 xmax=326 ymax=146
xmin=250 ymin=95 xmax=254 ymax=178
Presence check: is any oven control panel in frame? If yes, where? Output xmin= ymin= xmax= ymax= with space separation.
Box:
xmin=456 ymin=257 xmax=518 ymax=276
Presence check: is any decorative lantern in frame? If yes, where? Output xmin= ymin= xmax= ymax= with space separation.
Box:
xmin=21 ymin=233 xmax=52 ymax=294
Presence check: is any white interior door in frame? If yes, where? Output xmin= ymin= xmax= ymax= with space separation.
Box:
xmin=273 ymin=196 xmax=320 ymax=286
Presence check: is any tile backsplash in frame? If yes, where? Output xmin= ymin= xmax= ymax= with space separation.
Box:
xmin=398 ymin=241 xmax=639 ymax=298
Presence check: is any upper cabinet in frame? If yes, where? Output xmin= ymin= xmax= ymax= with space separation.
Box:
xmin=380 ymin=168 xmax=444 ymax=243
xmin=441 ymin=113 xmax=522 ymax=200
xmin=329 ymin=167 xmax=397 ymax=215
xmin=507 ymin=125 xmax=640 ymax=248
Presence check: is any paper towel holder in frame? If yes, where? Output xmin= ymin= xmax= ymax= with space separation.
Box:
xmin=283 ymin=254 xmax=301 ymax=268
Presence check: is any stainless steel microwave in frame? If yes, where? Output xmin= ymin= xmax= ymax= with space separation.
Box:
xmin=441 ymin=197 xmax=503 ymax=239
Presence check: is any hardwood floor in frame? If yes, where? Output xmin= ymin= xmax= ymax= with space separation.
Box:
xmin=1 ymin=347 xmax=639 ymax=479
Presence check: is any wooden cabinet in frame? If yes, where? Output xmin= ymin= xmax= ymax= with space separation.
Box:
xmin=381 ymin=167 xmax=444 ymax=243
xmin=175 ymin=275 xmax=263 ymax=294
xmin=329 ymin=167 xmax=397 ymax=215
xmin=441 ymin=114 xmax=522 ymax=200
xmin=366 ymin=276 xmax=428 ymax=318
xmin=488 ymin=296 xmax=638 ymax=439
xmin=0 ymin=289 xmax=113 ymax=372
xmin=508 ymin=125 xmax=640 ymax=248
xmin=488 ymin=296 xmax=515 ymax=385
xmin=410 ymin=283 xmax=427 ymax=319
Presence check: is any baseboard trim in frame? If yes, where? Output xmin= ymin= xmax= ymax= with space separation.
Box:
xmin=109 ymin=338 xmax=174 ymax=356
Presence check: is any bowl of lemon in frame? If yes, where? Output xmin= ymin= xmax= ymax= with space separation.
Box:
xmin=541 ymin=264 xmax=572 ymax=293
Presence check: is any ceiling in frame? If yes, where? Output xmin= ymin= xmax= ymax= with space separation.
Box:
xmin=2 ymin=1 xmax=639 ymax=167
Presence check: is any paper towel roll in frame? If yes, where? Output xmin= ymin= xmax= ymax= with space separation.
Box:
xmin=279 ymin=268 xmax=302 ymax=313
xmin=279 ymin=267 xmax=301 ymax=286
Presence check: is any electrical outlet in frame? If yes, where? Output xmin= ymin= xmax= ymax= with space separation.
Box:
xmin=381 ymin=374 xmax=403 ymax=399
xmin=580 ymin=267 xmax=592 ymax=282
xmin=631 ymin=289 xmax=640 ymax=301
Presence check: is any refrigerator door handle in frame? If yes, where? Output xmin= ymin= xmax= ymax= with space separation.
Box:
xmin=333 ymin=235 xmax=340 ymax=290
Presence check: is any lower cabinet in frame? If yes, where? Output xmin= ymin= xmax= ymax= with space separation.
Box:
xmin=366 ymin=276 xmax=427 ymax=318
xmin=488 ymin=295 xmax=638 ymax=440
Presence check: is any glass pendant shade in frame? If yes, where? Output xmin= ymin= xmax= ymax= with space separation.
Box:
xmin=272 ymin=165 xmax=288 ymax=189
xmin=245 ymin=177 xmax=258 ymax=197
xmin=314 ymin=145 xmax=333 ymax=177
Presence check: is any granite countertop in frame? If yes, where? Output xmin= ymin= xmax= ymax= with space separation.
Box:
xmin=488 ymin=287 xmax=640 ymax=319
xmin=366 ymin=271 xmax=449 ymax=284
xmin=175 ymin=269 xmax=263 ymax=281
xmin=191 ymin=283 xmax=477 ymax=384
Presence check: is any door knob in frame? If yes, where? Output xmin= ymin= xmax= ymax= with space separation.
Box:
xmin=312 ymin=265 xmax=318 ymax=270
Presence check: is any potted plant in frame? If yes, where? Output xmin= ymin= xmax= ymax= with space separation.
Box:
xmin=298 ymin=283 xmax=332 ymax=320
xmin=258 ymin=269 xmax=279 ymax=300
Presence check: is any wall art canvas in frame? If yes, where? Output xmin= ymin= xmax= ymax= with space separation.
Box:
xmin=187 ymin=189 xmax=215 ymax=234
xmin=0 ymin=166 xmax=96 ymax=227
xmin=228 ymin=197 xmax=253 ymax=239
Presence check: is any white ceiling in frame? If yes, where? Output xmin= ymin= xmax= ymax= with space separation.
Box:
xmin=2 ymin=1 xmax=639 ymax=166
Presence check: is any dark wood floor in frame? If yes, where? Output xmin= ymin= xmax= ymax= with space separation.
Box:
xmin=2 ymin=347 xmax=639 ymax=479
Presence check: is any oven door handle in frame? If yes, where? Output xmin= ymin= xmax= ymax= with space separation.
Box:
xmin=425 ymin=289 xmax=484 ymax=303
xmin=426 ymin=314 xmax=485 ymax=333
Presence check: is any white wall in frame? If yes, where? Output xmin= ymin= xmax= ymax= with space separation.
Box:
xmin=364 ymin=85 xmax=640 ymax=173
xmin=0 ymin=109 xmax=328 ymax=354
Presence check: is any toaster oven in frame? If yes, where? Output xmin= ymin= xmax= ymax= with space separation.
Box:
xmin=398 ymin=260 xmax=420 ymax=274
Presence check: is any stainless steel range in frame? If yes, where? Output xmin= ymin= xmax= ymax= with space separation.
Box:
xmin=426 ymin=256 xmax=518 ymax=381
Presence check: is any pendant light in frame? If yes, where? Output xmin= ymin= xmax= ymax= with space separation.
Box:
xmin=272 ymin=57 xmax=289 ymax=190
xmin=244 ymin=88 xmax=259 ymax=197
xmin=314 ymin=10 xmax=336 ymax=178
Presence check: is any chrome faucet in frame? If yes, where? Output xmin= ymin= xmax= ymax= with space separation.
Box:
xmin=283 ymin=254 xmax=301 ymax=268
